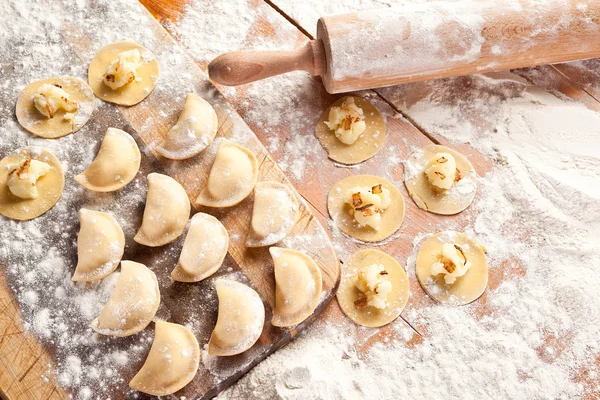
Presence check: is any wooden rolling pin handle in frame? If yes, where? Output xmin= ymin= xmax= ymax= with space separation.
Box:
xmin=208 ymin=40 xmax=326 ymax=86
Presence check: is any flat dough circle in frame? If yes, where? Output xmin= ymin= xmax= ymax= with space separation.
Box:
xmin=0 ymin=147 xmax=64 ymax=220
xmin=88 ymin=41 xmax=159 ymax=106
xmin=327 ymin=175 xmax=405 ymax=242
xmin=415 ymin=231 xmax=488 ymax=305
xmin=315 ymin=96 xmax=387 ymax=165
xmin=404 ymin=144 xmax=477 ymax=215
xmin=336 ymin=249 xmax=409 ymax=328
xmin=16 ymin=77 xmax=95 ymax=138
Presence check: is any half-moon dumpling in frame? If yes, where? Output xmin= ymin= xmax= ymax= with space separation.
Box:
xmin=129 ymin=321 xmax=200 ymax=396
xmin=156 ymin=93 xmax=218 ymax=160
xmin=170 ymin=212 xmax=229 ymax=282
xmin=72 ymin=208 xmax=125 ymax=282
xmin=16 ymin=76 xmax=95 ymax=138
xmin=134 ymin=173 xmax=191 ymax=247
xmin=270 ymin=247 xmax=322 ymax=327
xmin=88 ymin=41 xmax=159 ymax=106
xmin=195 ymin=140 xmax=258 ymax=208
xmin=246 ymin=182 xmax=299 ymax=247
xmin=208 ymin=279 xmax=265 ymax=356
xmin=91 ymin=261 xmax=160 ymax=336
xmin=75 ymin=128 xmax=141 ymax=192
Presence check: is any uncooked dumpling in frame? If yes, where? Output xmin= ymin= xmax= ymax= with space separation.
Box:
xmin=129 ymin=321 xmax=200 ymax=396
xmin=72 ymin=209 xmax=125 ymax=282
xmin=16 ymin=77 xmax=95 ymax=138
xmin=404 ymin=144 xmax=477 ymax=215
xmin=91 ymin=261 xmax=160 ymax=336
xmin=415 ymin=231 xmax=488 ymax=305
xmin=88 ymin=41 xmax=159 ymax=106
xmin=75 ymin=128 xmax=141 ymax=192
xmin=208 ymin=279 xmax=265 ymax=356
xmin=196 ymin=140 xmax=258 ymax=208
xmin=134 ymin=173 xmax=191 ymax=247
xmin=247 ymin=181 xmax=299 ymax=247
xmin=327 ymin=175 xmax=405 ymax=242
xmin=270 ymin=247 xmax=322 ymax=327
xmin=337 ymin=249 xmax=409 ymax=328
xmin=315 ymin=96 xmax=386 ymax=164
xmin=0 ymin=146 xmax=64 ymax=221
xmin=171 ymin=212 xmax=229 ymax=282
xmin=156 ymin=93 xmax=218 ymax=160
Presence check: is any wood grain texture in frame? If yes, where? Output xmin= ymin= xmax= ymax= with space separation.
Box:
xmin=0 ymin=1 xmax=339 ymax=399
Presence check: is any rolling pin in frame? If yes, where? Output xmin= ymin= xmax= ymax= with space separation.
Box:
xmin=208 ymin=0 xmax=600 ymax=93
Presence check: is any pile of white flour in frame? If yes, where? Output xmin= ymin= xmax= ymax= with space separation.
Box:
xmin=1 ymin=0 xmax=599 ymax=399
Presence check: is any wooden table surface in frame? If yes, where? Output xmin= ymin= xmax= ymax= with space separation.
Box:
xmin=2 ymin=0 xmax=600 ymax=398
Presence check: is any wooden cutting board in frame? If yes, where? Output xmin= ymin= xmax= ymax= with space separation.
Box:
xmin=0 ymin=2 xmax=339 ymax=399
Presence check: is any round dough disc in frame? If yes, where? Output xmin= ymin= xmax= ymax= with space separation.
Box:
xmin=0 ymin=147 xmax=64 ymax=220
xmin=327 ymin=175 xmax=405 ymax=242
xmin=315 ymin=96 xmax=386 ymax=165
xmin=16 ymin=76 xmax=95 ymax=138
xmin=404 ymin=144 xmax=477 ymax=215
xmin=336 ymin=249 xmax=409 ymax=328
xmin=415 ymin=231 xmax=488 ymax=305
xmin=88 ymin=41 xmax=159 ymax=106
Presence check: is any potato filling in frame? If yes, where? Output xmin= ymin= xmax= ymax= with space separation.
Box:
xmin=33 ymin=83 xmax=78 ymax=119
xmin=103 ymin=49 xmax=143 ymax=90
xmin=324 ymin=97 xmax=367 ymax=145
xmin=7 ymin=159 xmax=51 ymax=199
xmin=424 ymin=152 xmax=458 ymax=190
xmin=431 ymin=242 xmax=472 ymax=284
xmin=354 ymin=263 xmax=392 ymax=309
xmin=345 ymin=184 xmax=391 ymax=230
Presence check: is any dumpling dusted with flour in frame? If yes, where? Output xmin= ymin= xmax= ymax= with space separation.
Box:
xmin=91 ymin=261 xmax=160 ymax=336
xmin=171 ymin=212 xmax=229 ymax=282
xmin=75 ymin=128 xmax=141 ymax=192
xmin=129 ymin=321 xmax=200 ymax=396
xmin=270 ymin=247 xmax=322 ymax=327
xmin=196 ymin=140 xmax=258 ymax=208
xmin=247 ymin=181 xmax=299 ymax=247
xmin=72 ymin=209 xmax=124 ymax=282
xmin=157 ymin=93 xmax=218 ymax=160
xmin=134 ymin=173 xmax=191 ymax=247
xmin=208 ymin=279 xmax=265 ymax=356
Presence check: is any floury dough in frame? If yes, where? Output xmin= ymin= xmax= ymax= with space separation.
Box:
xmin=0 ymin=147 xmax=64 ymax=220
xmin=315 ymin=96 xmax=386 ymax=164
xmin=404 ymin=144 xmax=477 ymax=215
xmin=415 ymin=231 xmax=488 ymax=305
xmin=16 ymin=77 xmax=95 ymax=138
xmin=327 ymin=175 xmax=405 ymax=242
xmin=88 ymin=41 xmax=159 ymax=106
xmin=336 ymin=249 xmax=409 ymax=328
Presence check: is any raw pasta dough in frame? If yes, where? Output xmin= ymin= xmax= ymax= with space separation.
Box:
xmin=208 ymin=279 xmax=265 ymax=356
xmin=171 ymin=212 xmax=229 ymax=282
xmin=75 ymin=128 xmax=141 ymax=192
xmin=404 ymin=144 xmax=477 ymax=215
xmin=16 ymin=76 xmax=95 ymax=138
xmin=337 ymin=249 xmax=409 ymax=328
xmin=157 ymin=93 xmax=218 ymax=160
xmin=0 ymin=146 xmax=64 ymax=220
xmin=247 ymin=181 xmax=299 ymax=247
xmin=88 ymin=41 xmax=159 ymax=106
xmin=196 ymin=140 xmax=258 ymax=208
xmin=315 ymin=96 xmax=386 ymax=164
xmin=134 ymin=173 xmax=191 ymax=247
xmin=91 ymin=260 xmax=160 ymax=336
xmin=129 ymin=321 xmax=200 ymax=396
xmin=270 ymin=247 xmax=322 ymax=327
xmin=327 ymin=175 xmax=405 ymax=242
xmin=72 ymin=209 xmax=124 ymax=282
xmin=415 ymin=231 xmax=488 ymax=305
